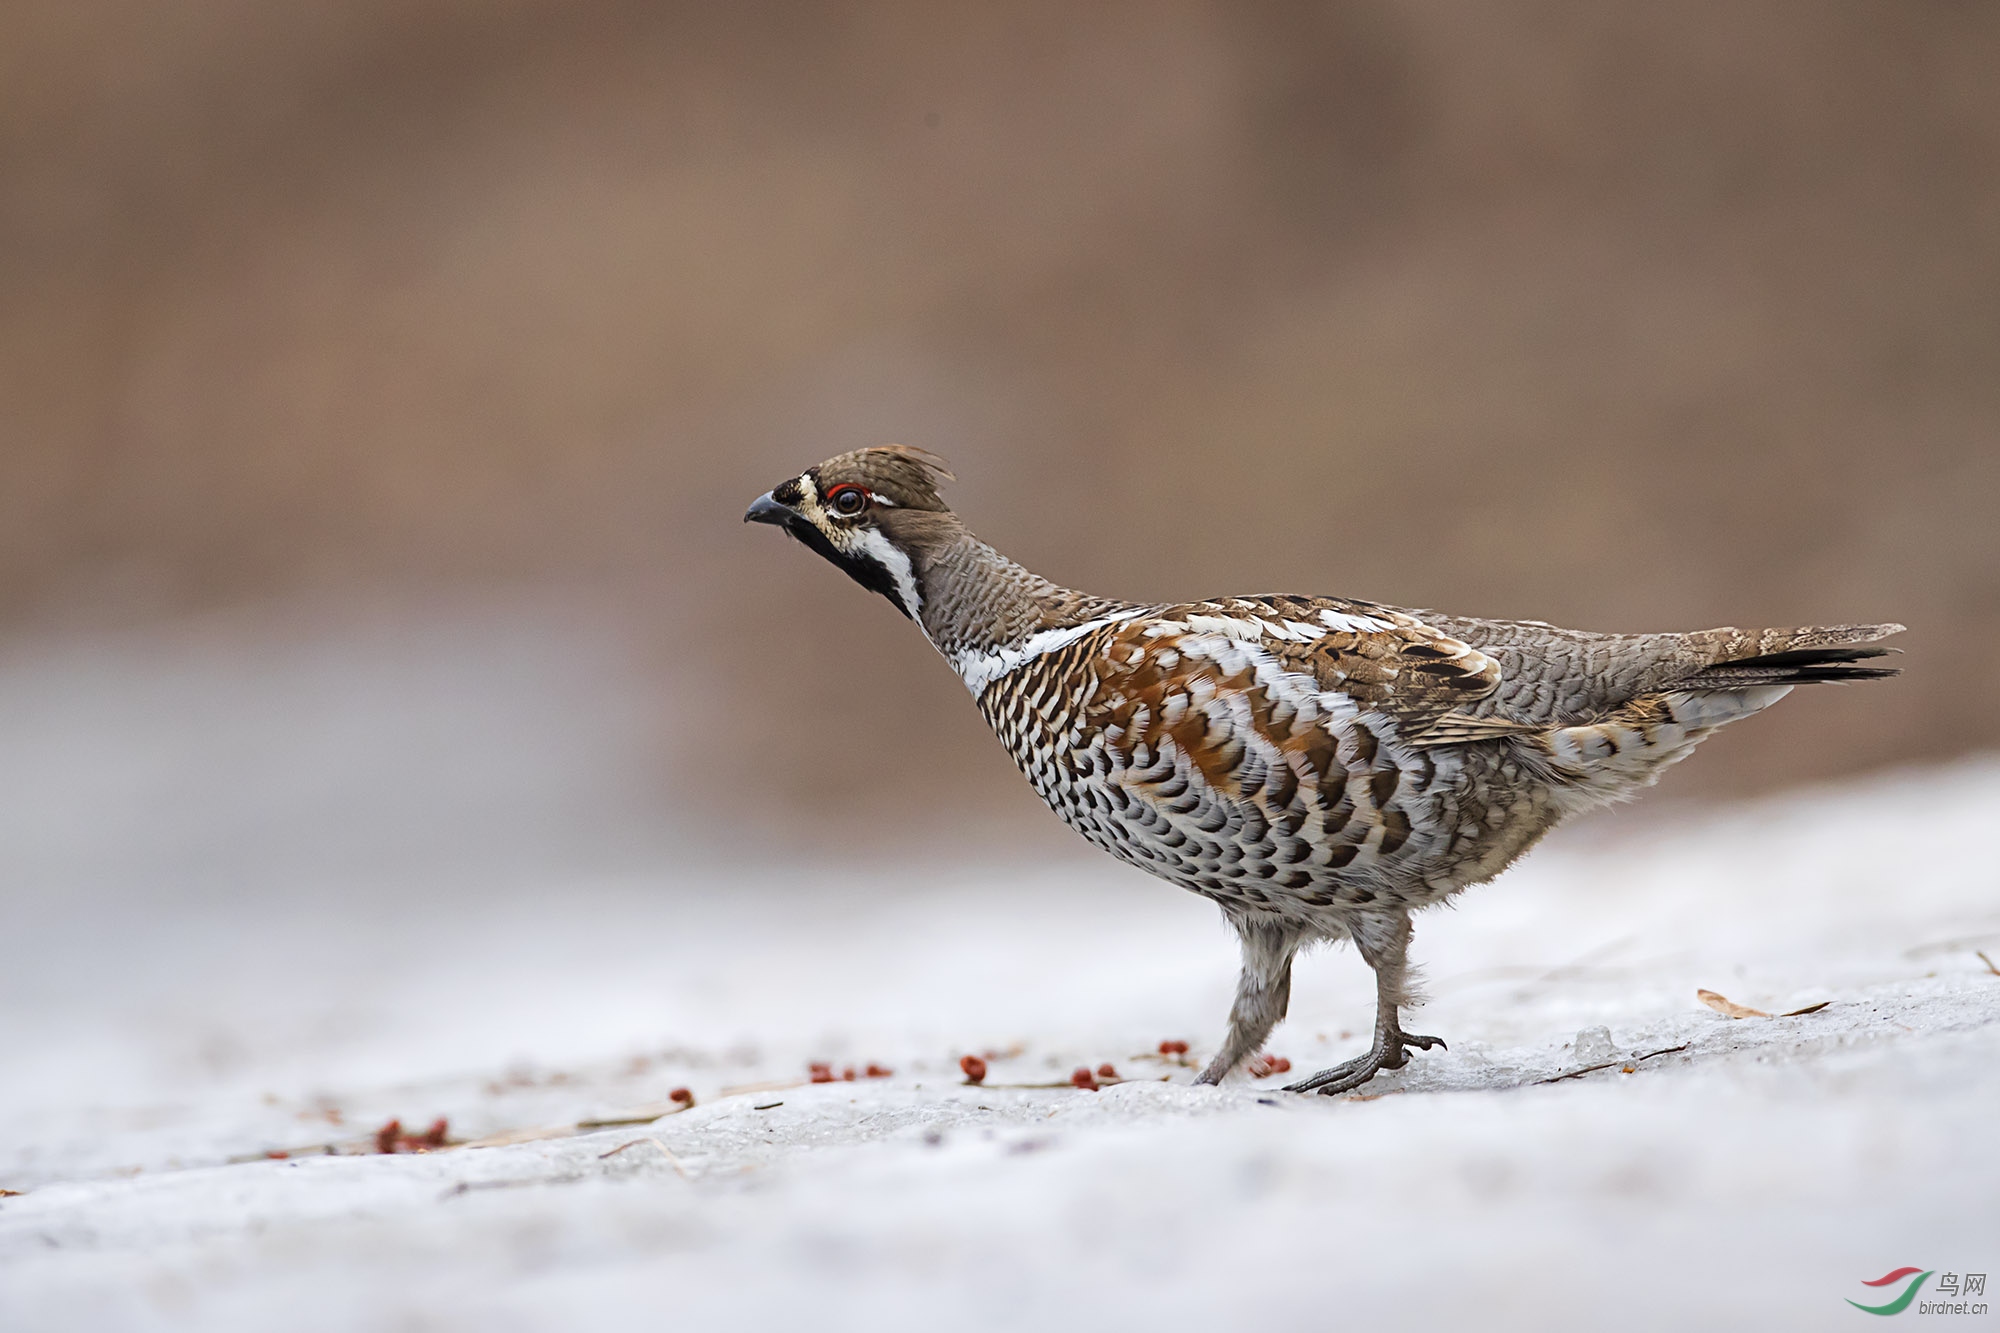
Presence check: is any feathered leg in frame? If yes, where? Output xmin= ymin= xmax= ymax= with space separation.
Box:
xmin=1195 ymin=915 xmax=1302 ymax=1085
xmin=1285 ymin=911 xmax=1444 ymax=1095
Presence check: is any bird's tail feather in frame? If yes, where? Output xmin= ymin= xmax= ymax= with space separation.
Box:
xmin=1675 ymin=623 xmax=1904 ymax=690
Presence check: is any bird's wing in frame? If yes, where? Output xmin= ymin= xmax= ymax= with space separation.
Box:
xmin=996 ymin=597 xmax=1518 ymax=879
xmin=1178 ymin=596 xmax=1527 ymax=746
xmin=980 ymin=596 xmax=1527 ymax=832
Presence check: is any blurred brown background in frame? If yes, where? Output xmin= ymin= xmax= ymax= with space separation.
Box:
xmin=4 ymin=1 xmax=1996 ymax=841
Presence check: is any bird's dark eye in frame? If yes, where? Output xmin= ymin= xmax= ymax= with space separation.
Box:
xmin=827 ymin=486 xmax=868 ymax=516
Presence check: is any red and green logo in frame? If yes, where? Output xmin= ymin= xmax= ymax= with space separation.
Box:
xmin=1848 ymin=1268 xmax=1933 ymax=1316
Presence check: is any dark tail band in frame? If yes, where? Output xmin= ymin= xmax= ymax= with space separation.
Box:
xmin=1677 ymin=644 xmax=1901 ymax=689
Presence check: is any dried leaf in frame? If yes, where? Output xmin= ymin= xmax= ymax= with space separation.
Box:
xmin=1979 ymin=950 xmax=2000 ymax=977
xmin=0 ymin=1188 xmax=21 ymax=1197
xmin=1779 ymin=1001 xmax=1831 ymax=1017
xmin=1697 ymin=988 xmax=1770 ymax=1019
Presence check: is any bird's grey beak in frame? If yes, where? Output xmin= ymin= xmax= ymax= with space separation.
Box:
xmin=744 ymin=492 xmax=796 ymax=526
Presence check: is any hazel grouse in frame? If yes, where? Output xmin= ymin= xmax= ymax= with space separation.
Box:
xmin=745 ymin=446 xmax=1902 ymax=1094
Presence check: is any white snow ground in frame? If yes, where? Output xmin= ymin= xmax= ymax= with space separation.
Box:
xmin=1 ymin=610 xmax=1996 ymax=1330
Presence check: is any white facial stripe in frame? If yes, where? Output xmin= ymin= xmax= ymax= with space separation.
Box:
xmin=849 ymin=526 xmax=925 ymax=625
xmin=950 ymin=611 xmax=1146 ymax=696
xmin=788 ymin=471 xmax=824 ymax=520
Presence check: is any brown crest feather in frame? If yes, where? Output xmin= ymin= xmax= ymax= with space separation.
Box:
xmin=813 ymin=445 xmax=956 ymax=512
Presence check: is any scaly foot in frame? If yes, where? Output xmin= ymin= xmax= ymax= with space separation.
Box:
xmin=1284 ymin=1031 xmax=1446 ymax=1095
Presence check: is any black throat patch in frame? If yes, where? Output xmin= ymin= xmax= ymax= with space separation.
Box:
xmin=783 ymin=517 xmax=913 ymax=620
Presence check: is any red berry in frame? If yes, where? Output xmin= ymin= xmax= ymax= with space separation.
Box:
xmin=865 ymin=1063 xmax=892 ymax=1078
xmin=668 ymin=1087 xmax=694 ymax=1106
xmin=1158 ymin=1039 xmax=1189 ymax=1056
xmin=1096 ymin=1062 xmax=1118 ymax=1079
xmin=959 ymin=1054 xmax=988 ymax=1085
xmin=841 ymin=1066 xmax=857 ymax=1081
xmin=1070 ymin=1067 xmax=1099 ymax=1091
xmin=418 ymin=1117 xmax=449 ymax=1148
xmin=373 ymin=1119 xmax=402 ymax=1154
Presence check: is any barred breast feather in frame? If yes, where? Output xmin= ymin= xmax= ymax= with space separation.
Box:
xmin=952 ymin=596 xmax=1565 ymax=922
